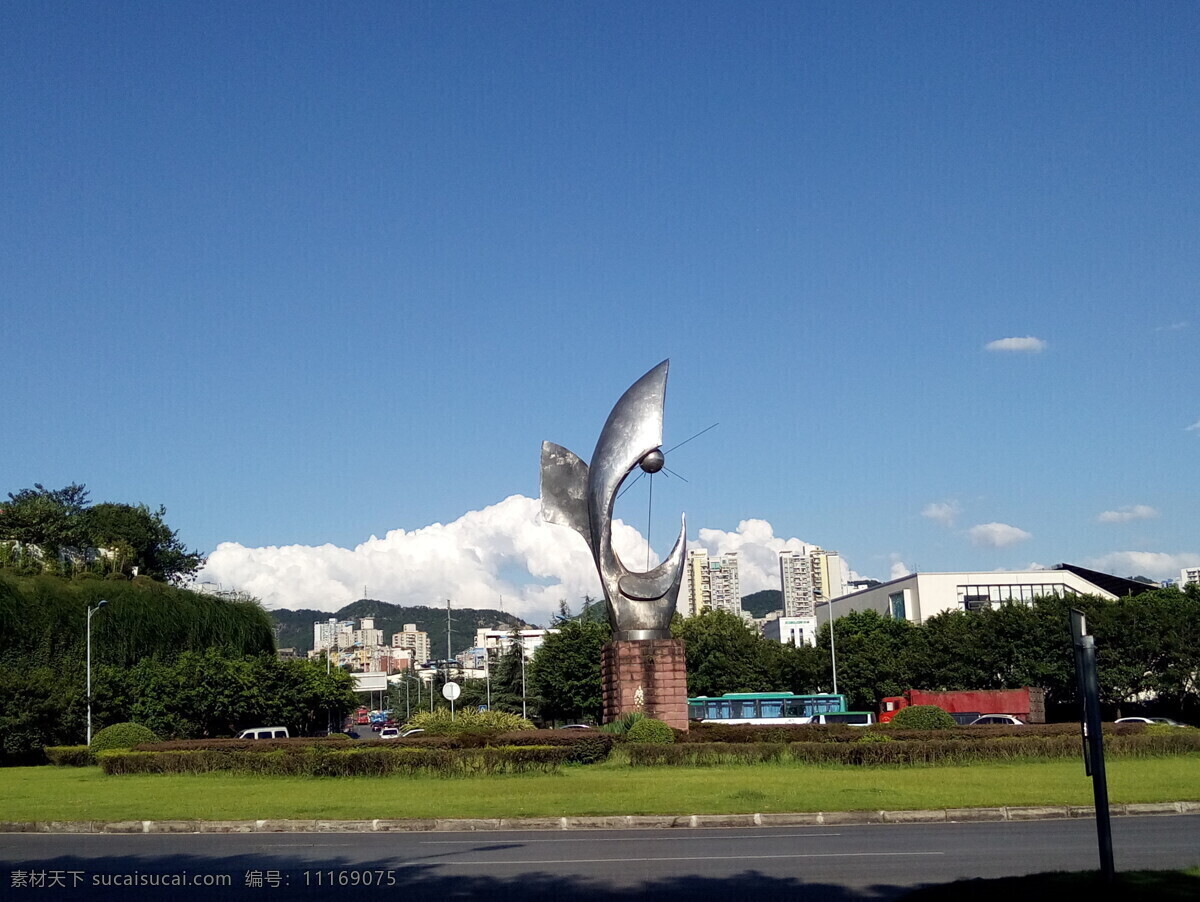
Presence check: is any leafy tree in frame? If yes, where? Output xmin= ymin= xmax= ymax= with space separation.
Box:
xmin=81 ymin=502 xmax=203 ymax=583
xmin=0 ymin=483 xmax=204 ymax=583
xmin=0 ymin=483 xmax=91 ymax=559
xmin=674 ymin=609 xmax=774 ymax=697
xmin=815 ymin=610 xmax=923 ymax=710
xmin=529 ymin=619 xmax=610 ymax=724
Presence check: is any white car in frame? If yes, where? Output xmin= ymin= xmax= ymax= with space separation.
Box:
xmin=1115 ymin=716 xmax=1187 ymax=727
xmin=399 ymin=728 xmax=425 ymax=738
xmin=378 ymin=727 xmax=400 ymax=739
xmin=968 ymin=714 xmax=1025 ymax=726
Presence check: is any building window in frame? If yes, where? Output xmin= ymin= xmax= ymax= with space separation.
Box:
xmin=889 ymin=591 xmax=906 ymax=620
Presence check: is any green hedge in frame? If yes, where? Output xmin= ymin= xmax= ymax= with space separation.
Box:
xmin=45 ymin=745 xmax=95 ymax=766
xmin=101 ymin=744 xmax=575 ymax=777
xmin=625 ymin=731 xmax=1200 ymax=767
xmin=133 ymin=729 xmax=613 ymax=763
xmin=678 ymin=722 xmax=1147 ymax=744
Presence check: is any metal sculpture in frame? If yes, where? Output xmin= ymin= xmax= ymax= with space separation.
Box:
xmin=540 ymin=360 xmax=686 ymax=640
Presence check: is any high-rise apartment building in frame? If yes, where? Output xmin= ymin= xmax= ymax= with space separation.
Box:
xmin=779 ymin=550 xmax=815 ymax=617
xmin=391 ymin=623 xmax=432 ymax=664
xmin=684 ymin=549 xmax=742 ymax=617
xmin=811 ymin=549 xmax=845 ymax=604
xmin=779 ymin=547 xmax=846 ymax=617
xmin=1181 ymin=567 xmax=1200 ymax=589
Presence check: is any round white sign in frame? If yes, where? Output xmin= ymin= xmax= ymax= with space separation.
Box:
xmin=442 ymin=681 xmax=462 ymax=701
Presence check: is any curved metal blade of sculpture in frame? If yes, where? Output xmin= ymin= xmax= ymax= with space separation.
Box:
xmin=540 ymin=360 xmax=685 ymax=640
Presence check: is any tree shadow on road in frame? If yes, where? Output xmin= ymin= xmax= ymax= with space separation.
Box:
xmin=0 ymin=849 xmax=925 ymax=901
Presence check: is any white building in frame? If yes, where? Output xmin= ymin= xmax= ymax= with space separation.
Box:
xmin=1180 ymin=567 xmax=1200 ymax=589
xmin=819 ymin=564 xmax=1157 ymax=626
xmin=762 ymin=614 xmax=818 ymax=647
xmin=313 ymin=617 xmax=355 ymax=653
xmin=392 ymin=623 xmax=432 ymax=664
xmin=352 ymin=617 xmax=383 ymax=649
xmin=475 ymin=628 xmax=558 ymax=660
xmin=684 ymin=549 xmax=742 ymax=617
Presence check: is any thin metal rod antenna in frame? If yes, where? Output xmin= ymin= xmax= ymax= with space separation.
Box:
xmin=616 ymin=471 xmax=644 ymax=501
xmin=646 ymin=473 xmax=654 ymax=570
xmin=665 ymin=422 xmax=718 ymax=455
xmin=663 ymin=466 xmax=688 ymax=482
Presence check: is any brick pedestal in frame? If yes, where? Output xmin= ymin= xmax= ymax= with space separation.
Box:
xmin=601 ymin=639 xmax=689 ymax=731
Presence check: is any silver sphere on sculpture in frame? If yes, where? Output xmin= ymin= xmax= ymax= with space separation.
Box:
xmin=639 ymin=449 xmax=665 ymax=473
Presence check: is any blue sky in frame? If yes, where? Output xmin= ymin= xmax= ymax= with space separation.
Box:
xmin=3 ymin=3 xmax=1197 ymax=622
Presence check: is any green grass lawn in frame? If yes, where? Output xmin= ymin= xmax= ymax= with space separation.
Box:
xmin=2 ymin=755 xmax=1197 ymax=822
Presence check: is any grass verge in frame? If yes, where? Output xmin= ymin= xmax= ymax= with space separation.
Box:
xmin=0 ymin=755 xmax=1196 ymax=822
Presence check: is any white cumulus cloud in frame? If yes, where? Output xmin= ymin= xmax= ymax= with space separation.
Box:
xmin=691 ymin=519 xmax=822 ymax=594
xmin=198 ymin=497 xmax=848 ymax=624
xmin=1186 ymin=419 xmax=1200 ymax=432
xmin=888 ymin=553 xmax=911 ymax=580
xmin=1084 ymin=551 xmax=1200 ymax=581
xmin=921 ymin=501 xmax=960 ymax=527
xmin=967 ymin=522 xmax=1033 ymax=548
xmin=984 ymin=336 xmax=1047 ymax=353
xmin=1097 ymin=505 xmax=1159 ymax=524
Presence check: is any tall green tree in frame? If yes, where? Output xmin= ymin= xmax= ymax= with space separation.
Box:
xmin=0 ymin=483 xmax=91 ymax=559
xmin=816 ymin=609 xmax=923 ymax=710
xmin=529 ymin=619 xmax=610 ymax=724
xmin=487 ymin=629 xmax=536 ymax=718
xmin=674 ymin=609 xmax=775 ymax=697
xmin=81 ymin=502 xmax=204 ymax=583
xmin=0 ymin=483 xmax=204 ymax=583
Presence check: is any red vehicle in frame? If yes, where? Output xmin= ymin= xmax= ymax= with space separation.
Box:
xmin=354 ymin=707 xmax=370 ymax=725
xmin=879 ymin=688 xmax=1046 ymax=724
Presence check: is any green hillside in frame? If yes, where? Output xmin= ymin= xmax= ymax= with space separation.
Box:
xmin=270 ymin=598 xmax=529 ymax=659
xmin=741 ymin=589 xmax=783 ymax=618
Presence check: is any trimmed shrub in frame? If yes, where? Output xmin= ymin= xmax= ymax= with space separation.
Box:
xmin=404 ymin=709 xmax=534 ymax=736
xmin=625 ymin=717 xmax=674 ymax=744
xmin=45 ymin=745 xmax=95 ymax=766
xmin=889 ymin=705 xmax=957 ymax=730
xmin=90 ymin=722 xmax=159 ymax=753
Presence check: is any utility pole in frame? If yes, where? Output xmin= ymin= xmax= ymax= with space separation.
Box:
xmin=446 ymin=598 xmax=453 ymax=662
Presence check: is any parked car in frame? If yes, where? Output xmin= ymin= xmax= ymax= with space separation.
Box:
xmin=378 ymin=727 xmax=400 ymax=740
xmin=969 ymin=714 xmax=1025 ymax=726
xmin=1115 ymin=716 xmax=1188 ymax=727
xmin=560 ymin=724 xmax=594 ymax=730
xmin=341 ymin=729 xmax=361 ymax=739
xmin=237 ymin=727 xmax=290 ymax=739
xmin=399 ymin=728 xmax=425 ymax=738
xmin=806 ymin=712 xmax=876 ymax=726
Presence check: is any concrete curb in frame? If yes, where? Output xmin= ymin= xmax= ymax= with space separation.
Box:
xmin=2 ymin=802 xmax=1197 ymax=834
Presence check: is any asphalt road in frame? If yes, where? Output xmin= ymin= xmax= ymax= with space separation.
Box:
xmin=2 ymin=815 xmax=1198 ymax=901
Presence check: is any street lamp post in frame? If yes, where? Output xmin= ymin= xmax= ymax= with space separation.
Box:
xmin=86 ymin=600 xmax=108 ymax=745
xmin=824 ymin=601 xmax=839 ymax=696
xmin=519 ymin=637 xmax=527 ymax=720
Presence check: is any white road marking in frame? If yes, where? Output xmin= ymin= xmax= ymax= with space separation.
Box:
xmin=442 ymin=851 xmax=945 ymax=865
xmin=422 ymin=832 xmax=841 ymax=844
